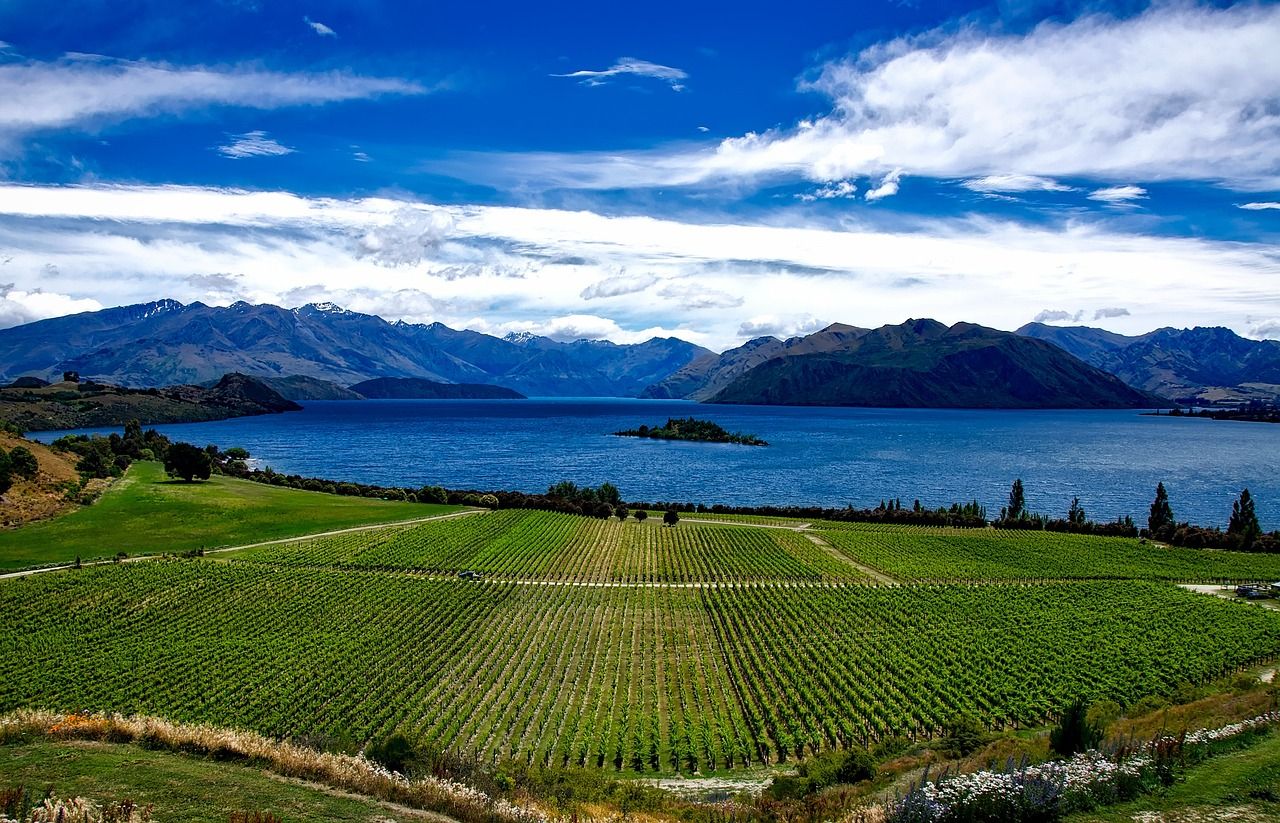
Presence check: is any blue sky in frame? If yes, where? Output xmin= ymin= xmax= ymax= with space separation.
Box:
xmin=0 ymin=0 xmax=1277 ymax=349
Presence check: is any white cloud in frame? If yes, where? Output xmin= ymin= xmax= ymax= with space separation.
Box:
xmin=552 ymin=57 xmax=688 ymax=90
xmin=697 ymin=125 xmax=710 ymax=133
xmin=1239 ymin=202 xmax=1280 ymax=211
xmin=463 ymin=4 xmax=1280 ymax=192
xmin=1247 ymin=318 xmax=1280 ymax=340
xmin=580 ymin=272 xmax=657 ymax=300
xmin=0 ymin=53 xmax=426 ymax=148
xmin=0 ymin=284 xmax=101 ymax=329
xmin=0 ymin=183 xmax=1277 ymax=350
xmin=963 ymin=174 xmax=1072 ymax=193
xmin=216 ymin=130 xmax=295 ymax=159
xmin=357 ymin=207 xmax=457 ymax=266
xmin=738 ymin=314 xmax=827 ymax=338
xmin=797 ymin=180 xmax=857 ymax=201
xmin=483 ymin=314 xmax=695 ymax=344
xmin=1033 ymin=309 xmax=1083 ymax=323
xmin=304 ymin=16 xmax=337 ymax=37
xmin=1093 ymin=307 xmax=1130 ymax=320
xmin=864 ymin=169 xmax=902 ymax=202
xmin=1088 ymin=185 xmax=1147 ymax=204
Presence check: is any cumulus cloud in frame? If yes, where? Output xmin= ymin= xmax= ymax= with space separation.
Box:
xmin=1093 ymin=307 xmax=1130 ymax=320
xmin=1088 ymin=185 xmax=1147 ymax=204
xmin=738 ymin=314 xmax=827 ymax=338
xmin=553 ymin=57 xmax=687 ymax=91
xmin=487 ymin=314 xmax=693 ymax=344
xmin=0 ymin=53 xmax=426 ymax=147
xmin=864 ymin=169 xmax=902 ymax=202
xmin=1247 ymin=318 xmax=1280 ymax=340
xmin=1 ymin=183 xmax=1278 ymax=350
xmin=797 ymin=180 xmax=857 ymax=201
xmin=657 ymin=282 xmax=743 ymax=310
xmin=580 ymin=272 xmax=657 ymax=300
xmin=962 ymin=175 xmax=1072 ymax=193
xmin=1033 ymin=309 xmax=1083 ymax=323
xmin=0 ymin=284 xmax=101 ymax=329
xmin=304 ymin=16 xmax=336 ymax=37
xmin=216 ymin=130 xmax=295 ymax=159
xmin=1239 ymin=202 xmax=1280 ymax=210
xmin=357 ymin=207 xmax=456 ymax=266
xmin=462 ymin=4 xmax=1280 ymax=192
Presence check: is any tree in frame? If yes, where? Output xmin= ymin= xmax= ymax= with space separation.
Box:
xmin=615 ymin=504 xmax=629 ymax=521
xmin=1228 ymin=488 xmax=1262 ymax=549
xmin=939 ymin=714 xmax=987 ymax=757
xmin=634 ymin=509 xmax=648 ymax=522
xmin=164 ymin=441 xmax=212 ymax=482
xmin=663 ymin=509 xmax=680 ymax=527
xmin=1149 ymin=482 xmax=1174 ymax=534
xmin=7 ymin=446 xmax=38 ymax=480
xmin=1003 ymin=478 xmax=1026 ymax=521
xmin=366 ymin=733 xmax=417 ymax=774
xmin=0 ymin=448 xmax=11 ymax=495
xmin=1050 ymin=698 xmax=1105 ymax=756
xmin=1068 ymin=497 xmax=1086 ymax=526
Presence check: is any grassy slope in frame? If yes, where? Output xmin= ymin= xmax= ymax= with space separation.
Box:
xmin=1070 ymin=730 xmax=1280 ymax=822
xmin=0 ymin=461 xmax=456 ymax=570
xmin=0 ymin=739 xmax=441 ymax=822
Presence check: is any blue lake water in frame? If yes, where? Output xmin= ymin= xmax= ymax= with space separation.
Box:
xmin=33 ymin=399 xmax=1280 ymax=528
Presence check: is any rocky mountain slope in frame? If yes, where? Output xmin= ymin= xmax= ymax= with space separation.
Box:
xmin=1017 ymin=323 xmax=1280 ymax=404
xmin=0 ymin=300 xmax=711 ymax=398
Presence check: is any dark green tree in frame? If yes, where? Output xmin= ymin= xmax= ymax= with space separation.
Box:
xmin=365 ymin=733 xmax=417 ymax=774
xmin=663 ymin=509 xmax=680 ymax=526
xmin=1003 ymin=478 xmax=1026 ymax=521
xmin=7 ymin=446 xmax=38 ymax=480
xmin=939 ymin=714 xmax=987 ymax=757
xmin=164 ymin=442 xmax=213 ymax=482
xmin=634 ymin=509 xmax=648 ymax=522
xmin=1149 ymin=482 xmax=1174 ymax=533
xmin=1050 ymin=698 xmax=1105 ymax=756
xmin=0 ymin=448 xmax=11 ymax=495
xmin=1228 ymin=489 xmax=1262 ymax=549
xmin=1068 ymin=497 xmax=1086 ymax=526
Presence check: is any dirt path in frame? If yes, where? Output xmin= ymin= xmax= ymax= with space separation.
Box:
xmin=0 ymin=509 xmax=485 ymax=582
xmin=803 ymin=532 xmax=897 ymax=585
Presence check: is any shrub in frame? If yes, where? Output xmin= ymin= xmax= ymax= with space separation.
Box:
xmin=365 ymin=733 xmax=418 ymax=774
xmin=6 ymin=446 xmax=37 ymax=480
xmin=1050 ymin=698 xmax=1105 ymax=757
xmin=478 ymin=494 xmax=500 ymax=509
xmin=939 ymin=714 xmax=987 ymax=757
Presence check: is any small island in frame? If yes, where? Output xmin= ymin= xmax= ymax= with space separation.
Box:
xmin=614 ymin=416 xmax=768 ymax=446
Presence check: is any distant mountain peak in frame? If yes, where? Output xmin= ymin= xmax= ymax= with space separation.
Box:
xmin=295 ymin=302 xmax=353 ymax=316
xmin=503 ymin=331 xmax=541 ymax=345
xmin=140 ymin=299 xmax=186 ymax=319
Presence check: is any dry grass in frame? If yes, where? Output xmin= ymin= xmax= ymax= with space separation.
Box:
xmin=0 ymin=710 xmax=548 ymax=823
xmin=0 ymin=434 xmax=89 ymax=528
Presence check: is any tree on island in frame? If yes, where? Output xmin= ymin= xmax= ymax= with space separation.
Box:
xmin=1228 ymin=489 xmax=1262 ymax=550
xmin=663 ymin=509 xmax=680 ymax=527
xmin=1149 ymin=482 xmax=1174 ymax=534
xmin=164 ymin=441 xmax=213 ymax=482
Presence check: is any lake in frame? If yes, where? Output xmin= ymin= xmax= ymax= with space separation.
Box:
xmin=33 ymin=399 xmax=1280 ymax=528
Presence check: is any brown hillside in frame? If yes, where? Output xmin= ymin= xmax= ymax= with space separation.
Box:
xmin=0 ymin=434 xmax=102 ymax=528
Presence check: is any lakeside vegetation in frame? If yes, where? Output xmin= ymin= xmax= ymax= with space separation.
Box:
xmin=614 ymin=417 xmax=768 ymax=446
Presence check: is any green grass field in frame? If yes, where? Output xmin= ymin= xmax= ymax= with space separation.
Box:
xmin=0 ymin=739 xmax=433 ymax=822
xmin=0 ymin=461 xmax=458 ymax=570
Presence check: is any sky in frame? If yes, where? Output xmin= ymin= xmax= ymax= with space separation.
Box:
xmin=0 ymin=0 xmax=1277 ymax=350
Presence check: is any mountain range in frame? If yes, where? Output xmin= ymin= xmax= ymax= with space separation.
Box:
xmin=0 ymin=300 xmax=711 ymax=398
xmin=644 ymin=319 xmax=1159 ymax=408
xmin=0 ymin=299 xmax=1274 ymax=408
xmin=1016 ymin=323 xmax=1280 ymax=404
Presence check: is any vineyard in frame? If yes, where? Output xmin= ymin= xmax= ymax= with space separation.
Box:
xmin=236 ymin=509 xmax=867 ymax=583
xmin=3 ymin=537 xmax=1280 ymax=772
xmin=814 ymin=521 xmax=1280 ymax=582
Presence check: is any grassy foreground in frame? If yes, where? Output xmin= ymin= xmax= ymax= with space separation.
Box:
xmin=0 ymin=461 xmax=456 ymax=570
xmin=0 ymin=738 xmax=436 ymax=822
xmin=1069 ymin=729 xmax=1280 ymax=822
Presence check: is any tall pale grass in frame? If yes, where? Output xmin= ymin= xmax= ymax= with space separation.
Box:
xmin=0 ymin=710 xmax=549 ymax=823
